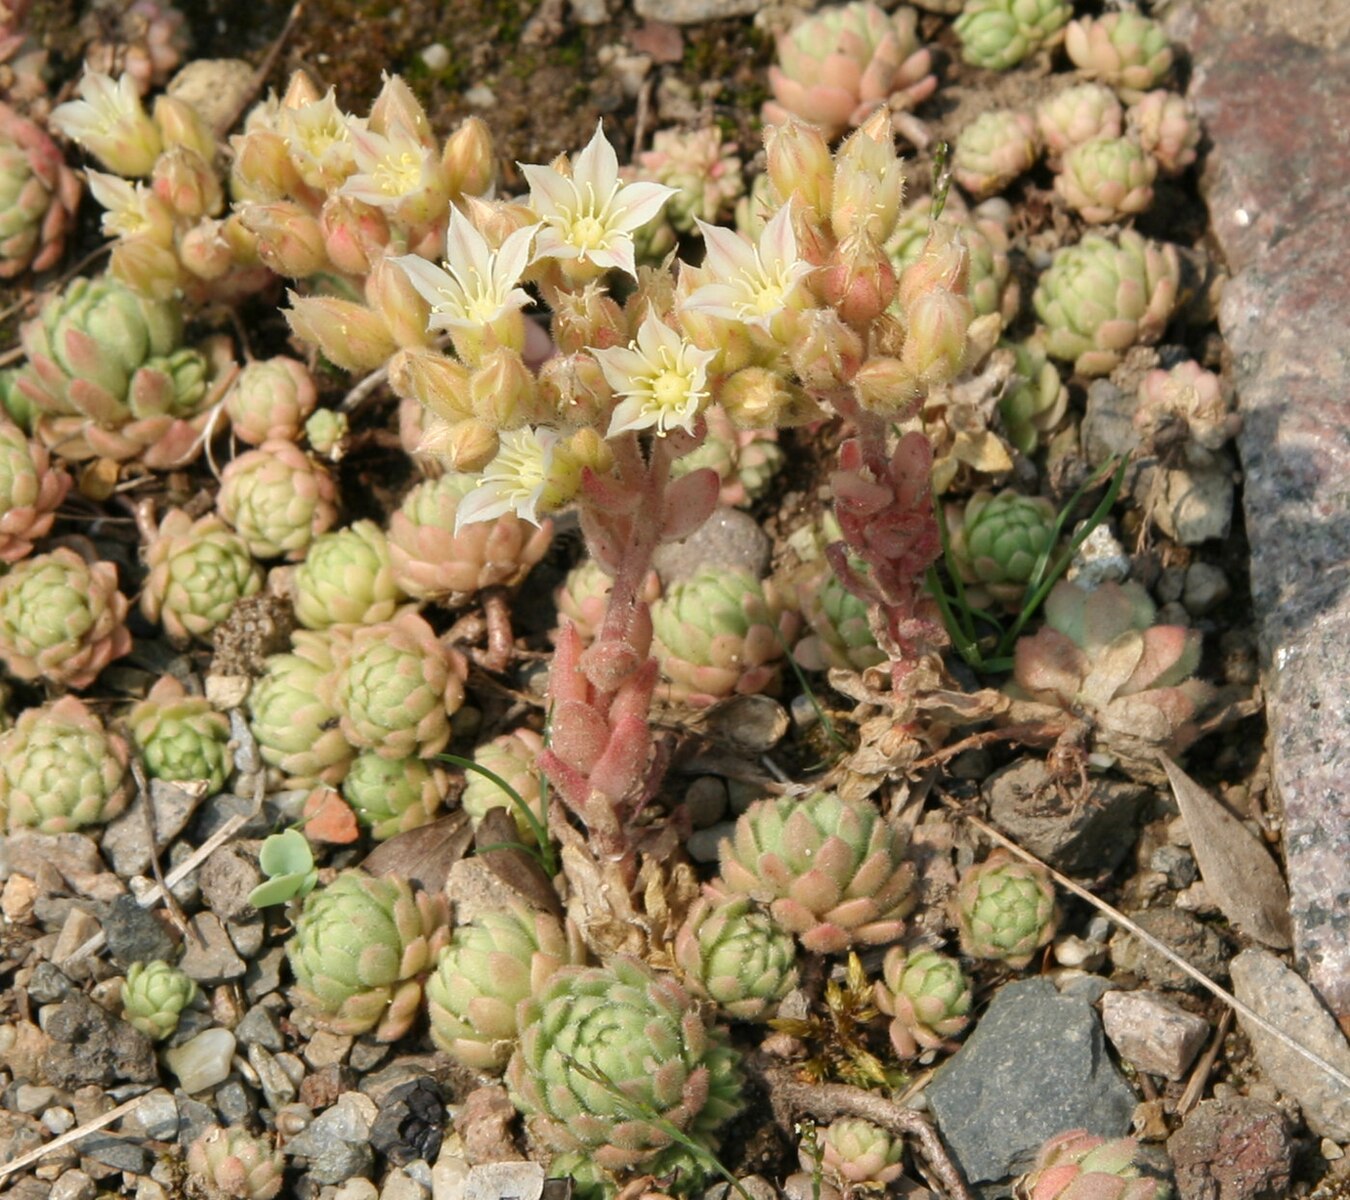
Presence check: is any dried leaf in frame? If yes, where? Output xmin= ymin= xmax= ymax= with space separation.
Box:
xmin=474 ymin=807 xmax=563 ymax=918
xmin=361 ymin=811 xmax=474 ymax=894
xmin=1160 ymin=753 xmax=1291 ymax=949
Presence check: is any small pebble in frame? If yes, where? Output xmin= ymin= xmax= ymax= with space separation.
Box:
xmin=686 ymin=822 xmax=735 ymax=864
xmin=335 ymin=1182 xmax=379 ymax=1200
xmin=420 ymin=43 xmax=450 ymax=71
xmin=162 ymin=1028 xmax=236 ymax=1095
xmin=463 ymin=85 xmax=496 ymax=109
xmin=50 ymin=1169 xmax=96 ymax=1200
xmin=42 ymin=1106 xmax=76 ymax=1134
xmin=1183 ymin=561 xmax=1230 ymax=615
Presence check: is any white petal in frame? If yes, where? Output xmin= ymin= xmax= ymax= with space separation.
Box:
xmin=606 ymin=394 xmax=656 ymax=438
xmin=521 ymin=163 xmax=575 ymax=220
xmin=588 ymin=241 xmax=637 ymax=280
xmin=493 ymin=222 xmax=540 ymax=291
xmin=760 ymin=203 xmax=799 ymax=273
xmin=573 ymin=121 xmax=617 ymax=195
xmin=609 ymin=181 xmax=677 ymax=231
xmin=454 ymin=482 xmax=515 ymax=530
xmin=696 ymin=219 xmax=756 ymax=282
xmin=445 ymin=207 xmax=492 ymax=277
xmin=592 ymin=344 xmax=648 ymax=394
xmin=634 ymin=310 xmax=679 ymax=360
xmin=679 ymin=281 xmax=745 ymax=320
xmin=531 ymin=225 xmax=580 ymax=264
xmin=394 ymin=254 xmax=459 ymax=310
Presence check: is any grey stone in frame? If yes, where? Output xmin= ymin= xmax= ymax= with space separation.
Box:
xmin=0 ymin=832 xmax=105 ymax=892
xmin=463 ymin=1162 xmax=543 ymax=1200
xmin=122 ymin=1089 xmax=179 ymax=1141
xmin=1066 ymin=521 xmax=1131 ymax=589
xmin=686 ymin=821 xmax=736 ymax=864
xmin=100 ymin=781 xmax=203 ymax=876
xmin=304 ymin=1029 xmax=353 ymax=1070
xmin=1229 ymin=948 xmax=1350 ymax=1141
xmin=26 ymin=961 xmax=75 ymax=1004
xmin=286 ymin=1091 xmax=378 ymax=1184
xmin=244 ymin=945 xmax=286 ymax=1001
xmin=652 ymin=506 xmax=772 ymax=585
xmin=192 ymin=792 xmax=275 ymax=842
xmin=1183 ymin=562 xmax=1231 ymax=616
xmin=80 ymin=1133 xmax=152 ymax=1173
xmin=179 ymin=913 xmax=246 ymax=984
xmin=235 ymin=1004 xmax=285 ymax=1051
xmin=162 ymin=1028 xmax=236 ymax=1096
xmin=199 ymin=843 xmax=262 ymax=923
xmin=103 ymin=894 xmax=177 ymax=968
xmin=1151 ymin=457 xmax=1237 ymax=546
xmin=926 ymin=978 xmax=1138 ymax=1183
xmin=1149 ymin=845 xmax=1198 ymax=890
xmin=1101 ymin=990 xmax=1210 ymax=1081
xmin=983 ymin=758 xmax=1149 ymax=874
xmin=249 ymin=1042 xmax=298 ymax=1109
xmin=42 ymin=994 xmax=157 ymax=1089
xmin=1168 ymin=1097 xmax=1292 ymax=1200
xmin=632 ymin=0 xmax=763 ymax=20
xmin=1173 ymin=1 xmax=1350 ymax=1022
xmin=228 ymin=913 xmax=266 ymax=958
xmin=1109 ymin=907 xmax=1230 ymax=992
xmin=350 ymin=1038 xmax=390 ymax=1073
xmin=51 ymin=1169 xmax=97 ymax=1200
xmin=214 ymin=1078 xmax=255 ymax=1125
xmin=382 ymin=1167 xmax=432 ymax=1200
xmin=12 ymin=1083 xmax=57 ymax=1113
xmin=175 ymin=1096 xmax=218 ymax=1148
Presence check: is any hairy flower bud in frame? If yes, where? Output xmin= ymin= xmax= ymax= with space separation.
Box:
xmin=443 ymin=116 xmax=495 ymax=199
xmin=820 ymin=230 xmax=897 ymax=326
xmin=240 ymin=201 xmax=327 ymax=277
xmin=765 ymin=119 xmax=831 ymax=223
xmin=319 ymin=195 xmax=390 ymax=275
xmin=470 ymin=347 xmax=542 ymax=430
xmin=830 ymin=115 xmax=906 ymax=244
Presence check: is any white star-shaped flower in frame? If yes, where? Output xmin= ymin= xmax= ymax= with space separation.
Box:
xmin=522 ymin=122 xmax=675 ymax=279
xmin=681 ymin=204 xmax=813 ymax=332
xmin=394 ymin=207 xmax=538 ymax=334
xmin=339 ymin=124 xmax=442 ymax=219
xmin=592 ymin=312 xmax=715 ymax=439
xmin=50 ymin=70 xmax=162 ymax=177
xmin=455 ymin=426 xmax=578 ymax=530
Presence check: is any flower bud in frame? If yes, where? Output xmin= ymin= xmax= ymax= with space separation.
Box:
xmin=229 ymin=128 xmax=303 ymax=202
xmin=317 ymin=195 xmax=389 ymax=275
xmin=239 ymin=201 xmax=328 ymax=277
xmin=830 ymin=113 xmax=906 ymax=244
xmin=443 ymin=116 xmax=495 ymax=199
xmin=110 ymin=235 xmax=182 ymax=299
xmin=368 ymin=73 xmax=434 ymax=147
xmin=819 ymin=230 xmax=897 ymax=327
xmin=219 ymin=212 xmax=261 ymax=263
xmin=853 ymin=356 xmax=922 ymax=417
xmin=900 ymin=288 xmax=973 ymax=388
xmin=281 ymin=69 xmax=323 ymax=108
xmin=422 ymin=416 xmax=499 ymax=472
xmin=151 ymin=146 xmax=223 ymax=219
xmin=765 ymin=119 xmax=832 ymax=222
xmin=365 ymin=257 xmax=433 ymax=350
xmin=790 ymin=309 xmax=866 ymax=390
xmin=537 ymin=352 xmax=613 ymax=431
xmin=52 ymin=71 xmax=163 ymax=176
xmin=898 ymin=227 xmax=968 ymax=310
xmin=462 ymin=195 xmax=539 ymax=248
xmin=470 ymin=348 xmax=540 ymax=429
xmin=152 ymin=95 xmax=217 ymax=162
xmin=286 ymin=292 xmax=397 ymax=373
xmin=718 ymin=366 xmax=819 ymax=429
xmin=388 ymin=347 xmax=473 ymax=423
xmin=551 ymin=282 xmax=627 ymax=354
xmin=179 ymin=220 xmax=235 ymax=280
xmin=566 ymin=427 xmax=615 ymax=477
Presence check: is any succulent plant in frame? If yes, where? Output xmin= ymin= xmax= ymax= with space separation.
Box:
xmin=954 ymin=0 xmax=1073 ymax=71
xmin=885 ymin=196 xmax=1019 ymax=322
xmin=808 ymin=1118 xmax=905 ymax=1187
xmin=287 ymin=867 xmax=449 ymax=1041
xmin=0 ymin=547 xmax=132 ymax=688
xmin=954 ymin=850 xmax=1058 ymax=967
xmin=1065 ymin=13 xmax=1174 ymax=100
xmin=717 ymin=791 xmax=915 ymax=953
xmin=1016 ymin=1129 xmax=1173 ymax=1200
xmin=555 ymin=558 xmax=661 ymax=646
xmin=387 ymin=472 xmax=553 ymax=605
xmin=186 ymin=1124 xmax=286 ymax=1200
xmin=953 ymin=109 xmax=1040 ymax=199
xmin=7 ymin=275 xmax=231 ymax=468
xmin=651 ymin=566 xmax=798 ymax=708
xmin=223 ymin=356 xmax=318 ymax=446
xmin=0 ymin=102 xmax=81 ymax=278
xmin=128 ymin=675 xmax=232 ymax=793
xmin=763 ymin=2 xmax=937 ymax=140
xmin=998 ymin=337 xmax=1069 ymax=455
xmin=874 ymin=946 xmax=971 ymax=1058
xmin=341 ymin=750 xmax=446 ymax=841
xmin=427 ymin=901 xmax=578 ymax=1071
xmin=249 ymin=828 xmax=320 ymax=909
xmin=140 ymin=509 xmax=264 ymax=644
xmin=634 ymin=126 xmax=744 ymax=234
xmin=304 ymin=407 xmax=348 ymax=458
xmin=292 ymin=519 xmax=404 ymax=630
xmin=671 ymin=404 xmax=785 ymax=509
xmin=674 ymin=893 xmax=799 ymax=1022
xmin=122 ymin=959 xmax=197 ymax=1041
xmin=248 ymin=629 xmax=355 ymax=787
xmin=1036 ymin=84 xmax=1124 ymax=164
xmin=1006 ymin=580 xmax=1214 ymax=777
xmin=1134 ymin=361 xmax=1237 ymax=454
xmin=0 ymin=420 xmax=70 ymax=563
xmin=506 ymin=956 xmax=744 ymax=1181
xmin=461 ymin=727 xmax=548 ymax=837
xmin=217 ymin=438 xmax=339 ymax=560
xmin=0 ymin=696 xmax=131 ymax=833
xmin=793 ymin=567 xmax=886 ymax=672
xmin=1033 ymin=230 xmax=1180 ymax=377
xmin=334 ymin=609 xmax=467 ymax=759
xmin=948 ymin=489 xmax=1058 ymax=610
xmin=1127 ymin=91 xmax=1202 ymax=177
xmin=1054 ymin=136 xmax=1157 ymax=225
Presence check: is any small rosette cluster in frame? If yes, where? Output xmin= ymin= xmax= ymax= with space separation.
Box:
xmin=948 ymin=489 xmax=1057 ymax=610
xmin=140 ymin=510 xmax=263 ymax=644
xmin=341 ymin=751 xmax=447 ymax=841
xmin=122 ymin=959 xmax=197 ymax=1041
xmin=674 ymin=893 xmax=800 ymax=1021
xmin=955 ymin=0 xmax=1073 ymax=71
xmin=0 ymin=420 xmax=70 ymax=563
xmin=807 ymin=1118 xmax=905 ymax=1189
xmin=0 ymin=101 xmax=81 ymax=278
xmin=1016 ymin=1129 xmax=1172 ymax=1200
xmin=186 ymin=1124 xmax=285 ymax=1200
xmin=286 ymin=868 xmax=449 ymax=1041
xmin=874 ymin=946 xmax=971 ymax=1058
xmin=954 ymin=851 xmax=1058 ymax=968
xmin=716 ymin=791 xmax=915 ymax=954
xmin=128 ymin=675 xmax=232 ymax=793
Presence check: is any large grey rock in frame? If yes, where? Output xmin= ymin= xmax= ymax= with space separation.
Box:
xmin=1172 ymin=2 xmax=1350 ymax=1022
xmin=41 ymin=995 xmax=157 ymax=1089
xmin=926 ymin=977 xmax=1137 ymax=1183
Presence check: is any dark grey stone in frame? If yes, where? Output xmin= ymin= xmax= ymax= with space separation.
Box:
xmin=244 ymin=945 xmax=286 ymax=1002
xmin=235 ymin=1004 xmax=285 ymax=1051
xmin=1109 ymin=907 xmax=1230 ymax=992
xmin=102 ymin=894 xmax=178 ymax=968
xmin=41 ymin=995 xmax=157 ymax=1089
xmin=214 ymin=1079 xmax=256 ymax=1126
xmin=79 ymin=1134 xmax=152 ymax=1174
xmin=26 ymin=961 xmax=75 ymax=1005
xmin=926 ymin=978 xmax=1137 ymax=1184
